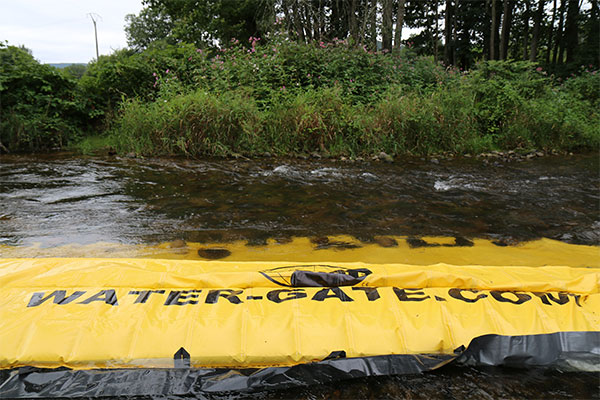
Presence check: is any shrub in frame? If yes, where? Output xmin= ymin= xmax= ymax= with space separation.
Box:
xmin=0 ymin=44 xmax=86 ymax=152
xmin=504 ymin=90 xmax=600 ymax=151
xmin=78 ymin=42 xmax=199 ymax=125
xmin=560 ymin=67 xmax=600 ymax=107
xmin=466 ymin=61 xmax=549 ymax=137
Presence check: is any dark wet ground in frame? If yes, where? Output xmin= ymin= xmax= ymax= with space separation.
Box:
xmin=0 ymin=153 xmax=598 ymax=247
xmin=256 ymin=367 xmax=600 ymax=400
xmin=0 ymin=153 xmax=599 ymax=399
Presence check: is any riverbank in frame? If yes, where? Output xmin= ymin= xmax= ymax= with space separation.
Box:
xmin=73 ymin=135 xmax=588 ymax=164
xmin=2 ymin=41 xmax=599 ymax=157
xmin=92 ymin=58 xmax=599 ymax=158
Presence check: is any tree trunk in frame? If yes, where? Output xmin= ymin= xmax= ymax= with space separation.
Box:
xmin=304 ymin=1 xmax=314 ymax=41
xmin=500 ymin=0 xmax=514 ymax=60
xmin=546 ymin=0 xmax=557 ymax=63
xmin=453 ymin=6 xmax=458 ymax=63
xmin=459 ymin=6 xmax=471 ymax=68
xmin=491 ymin=0 xmax=498 ymax=60
xmin=291 ymin=0 xmax=305 ymax=42
xmin=369 ymin=0 xmax=377 ymax=50
xmin=523 ymin=0 xmax=531 ymax=60
xmin=311 ymin=1 xmax=319 ymax=41
xmin=318 ymin=0 xmax=325 ymax=40
xmin=530 ymin=0 xmax=544 ymax=61
xmin=553 ymin=0 xmax=565 ymax=63
xmin=358 ymin=0 xmax=375 ymax=46
xmin=445 ymin=0 xmax=454 ymax=64
xmin=564 ymin=0 xmax=579 ymax=63
xmin=348 ymin=0 xmax=358 ymax=43
xmin=433 ymin=4 xmax=439 ymax=61
xmin=394 ymin=0 xmax=407 ymax=52
xmin=330 ymin=0 xmax=345 ymax=39
xmin=382 ymin=0 xmax=393 ymax=51
xmin=587 ymin=0 xmax=600 ymax=66
xmin=282 ymin=0 xmax=292 ymax=37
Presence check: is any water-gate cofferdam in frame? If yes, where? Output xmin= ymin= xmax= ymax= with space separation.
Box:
xmin=0 ymin=154 xmax=598 ymax=399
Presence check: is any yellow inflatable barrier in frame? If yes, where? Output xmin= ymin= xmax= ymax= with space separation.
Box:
xmin=1 ymin=256 xmax=598 ymax=370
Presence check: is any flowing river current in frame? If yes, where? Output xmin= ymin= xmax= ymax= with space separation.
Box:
xmin=0 ymin=153 xmax=598 ymax=399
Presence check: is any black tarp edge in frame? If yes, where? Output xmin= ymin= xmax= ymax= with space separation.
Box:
xmin=0 ymin=331 xmax=598 ymax=398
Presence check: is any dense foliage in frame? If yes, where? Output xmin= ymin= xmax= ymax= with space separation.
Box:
xmin=1 ymin=0 xmax=598 ymax=156
xmin=0 ymin=44 xmax=87 ymax=152
xmin=105 ymin=39 xmax=598 ymax=157
xmin=125 ymin=0 xmax=599 ymax=72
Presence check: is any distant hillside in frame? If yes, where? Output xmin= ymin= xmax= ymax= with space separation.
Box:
xmin=48 ymin=63 xmax=86 ymax=69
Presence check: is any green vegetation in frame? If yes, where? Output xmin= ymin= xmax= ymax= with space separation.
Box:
xmin=0 ymin=44 xmax=88 ymax=152
xmin=107 ymin=52 xmax=599 ymax=157
xmin=1 ymin=0 xmax=598 ymax=157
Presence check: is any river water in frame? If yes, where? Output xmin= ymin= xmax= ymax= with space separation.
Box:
xmin=0 ymin=153 xmax=598 ymax=399
xmin=1 ymin=153 xmax=598 ymax=248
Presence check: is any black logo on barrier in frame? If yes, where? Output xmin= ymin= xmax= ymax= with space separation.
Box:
xmin=259 ymin=265 xmax=372 ymax=287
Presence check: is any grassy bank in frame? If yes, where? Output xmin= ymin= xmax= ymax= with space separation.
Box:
xmin=3 ymin=40 xmax=599 ymax=157
xmin=107 ymin=62 xmax=599 ymax=157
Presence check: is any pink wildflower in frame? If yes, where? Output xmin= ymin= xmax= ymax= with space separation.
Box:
xmin=536 ymin=67 xmax=543 ymax=72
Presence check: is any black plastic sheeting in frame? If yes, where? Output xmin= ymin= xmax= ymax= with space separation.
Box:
xmin=0 ymin=332 xmax=598 ymax=399
xmin=457 ymin=331 xmax=600 ymax=368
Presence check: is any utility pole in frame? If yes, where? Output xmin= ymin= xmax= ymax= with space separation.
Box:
xmin=87 ymin=13 xmax=101 ymax=60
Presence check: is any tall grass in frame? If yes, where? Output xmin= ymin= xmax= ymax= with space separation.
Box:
xmin=111 ymin=91 xmax=263 ymax=156
xmin=110 ymin=68 xmax=599 ymax=157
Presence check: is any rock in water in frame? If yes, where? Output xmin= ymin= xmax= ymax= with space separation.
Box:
xmin=169 ymin=239 xmax=187 ymax=248
xmin=198 ymin=248 xmax=231 ymax=260
xmin=374 ymin=236 xmax=398 ymax=247
xmin=378 ymin=152 xmax=394 ymax=163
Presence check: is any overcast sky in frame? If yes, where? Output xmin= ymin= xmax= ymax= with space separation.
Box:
xmin=0 ymin=0 xmax=143 ymax=64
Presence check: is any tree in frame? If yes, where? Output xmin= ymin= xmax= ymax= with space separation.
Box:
xmin=545 ymin=0 xmax=557 ymax=63
xmin=579 ymin=0 xmax=599 ymax=66
xmin=125 ymin=7 xmax=175 ymax=50
xmin=62 ymin=64 xmax=87 ymax=80
xmin=553 ymin=0 xmax=566 ymax=64
xmin=125 ymin=0 xmax=274 ymax=49
xmin=348 ymin=0 xmax=358 ymax=42
xmin=521 ymin=0 xmax=531 ymax=60
xmin=0 ymin=44 xmax=85 ymax=151
xmin=500 ymin=0 xmax=514 ymax=60
xmin=490 ymin=0 xmax=498 ymax=60
xmin=382 ymin=0 xmax=393 ymax=51
xmin=394 ymin=0 xmax=407 ymax=52
xmin=564 ymin=0 xmax=579 ymax=63
xmin=529 ymin=0 xmax=544 ymax=61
